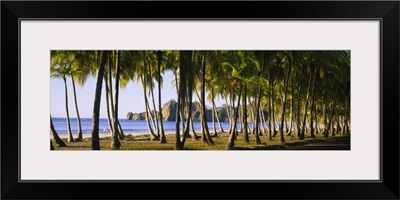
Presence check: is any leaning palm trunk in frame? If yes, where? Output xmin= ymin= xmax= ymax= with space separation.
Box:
xmin=324 ymin=86 xmax=339 ymax=137
xmin=180 ymin=100 xmax=193 ymax=146
xmin=91 ymin=51 xmax=107 ymax=150
xmin=149 ymin=81 xmax=160 ymax=137
xmin=226 ymin=87 xmax=242 ymax=149
xmin=63 ymin=76 xmax=74 ymax=142
xmin=259 ymin=107 xmax=266 ymax=135
xmin=224 ymin=96 xmax=232 ymax=125
xmin=212 ymin=96 xmax=225 ymax=133
xmin=141 ymin=76 xmax=158 ymax=140
xmin=117 ymin=121 xmax=125 ymax=139
xmin=71 ymin=74 xmax=83 ymax=141
xmin=190 ymin=117 xmax=199 ymax=140
xmin=50 ymin=115 xmax=66 ymax=147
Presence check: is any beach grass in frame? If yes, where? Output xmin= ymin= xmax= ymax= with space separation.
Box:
xmin=52 ymin=131 xmax=349 ymax=150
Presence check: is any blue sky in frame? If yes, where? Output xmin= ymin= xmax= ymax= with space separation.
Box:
xmin=50 ymin=71 xmax=224 ymax=119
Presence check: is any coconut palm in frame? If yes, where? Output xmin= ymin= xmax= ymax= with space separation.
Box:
xmin=50 ymin=51 xmax=75 ymax=142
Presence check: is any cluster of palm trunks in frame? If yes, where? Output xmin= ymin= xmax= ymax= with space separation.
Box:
xmin=50 ymin=50 xmax=350 ymax=150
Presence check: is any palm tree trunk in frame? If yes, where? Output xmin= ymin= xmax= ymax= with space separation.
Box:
xmin=296 ymin=76 xmax=303 ymax=137
xmin=242 ymin=83 xmax=249 ymax=143
xmin=175 ymin=51 xmax=190 ymax=150
xmin=261 ymin=107 xmax=268 ymax=134
xmin=254 ymin=53 xmax=267 ymax=144
xmin=258 ymin=107 xmax=265 ymax=136
xmin=315 ymin=104 xmax=320 ymax=134
xmin=157 ymin=51 xmax=167 ymax=144
xmin=50 ymin=115 xmax=66 ymax=147
xmin=344 ymin=94 xmax=350 ymax=135
xmin=70 ymin=74 xmax=82 ymax=141
xmin=190 ymin=117 xmax=199 ymax=140
xmin=104 ymin=75 xmax=114 ymax=135
xmin=272 ymin=85 xmax=277 ymax=137
xmin=249 ymin=98 xmax=255 ymax=134
xmin=117 ymin=121 xmax=125 ymax=139
xmin=181 ymin=100 xmax=194 ymax=146
xmin=180 ymin=50 xmax=195 ymax=146
xmin=300 ymin=65 xmax=314 ymax=140
xmin=287 ymin=76 xmax=294 ymax=136
xmin=226 ymin=86 xmax=242 ymax=149
xmin=309 ymin=67 xmax=318 ymax=139
xmin=91 ymin=51 xmax=107 ymax=150
xmin=212 ymin=96 xmax=224 ymax=133
xmin=224 ymin=96 xmax=232 ymax=125
xmin=323 ymin=99 xmax=328 ymax=134
xmin=279 ymin=54 xmax=292 ymax=143
xmin=141 ymin=76 xmax=158 ymax=140
xmin=149 ymin=80 xmax=160 ymax=138
xmin=324 ymin=85 xmax=339 ymax=137
xmin=200 ymin=54 xmax=214 ymax=145
xmin=211 ymin=91 xmax=217 ymax=136
xmin=175 ymin=89 xmax=182 ymax=150
xmin=108 ymin=51 xmax=115 ymax=128
xmin=268 ymin=71 xmax=273 ymax=140
xmin=111 ymin=50 xmax=121 ymax=150
xmin=63 ymin=76 xmax=74 ymax=142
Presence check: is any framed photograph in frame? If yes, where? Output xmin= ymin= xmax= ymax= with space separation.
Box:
xmin=2 ymin=1 xmax=399 ymax=199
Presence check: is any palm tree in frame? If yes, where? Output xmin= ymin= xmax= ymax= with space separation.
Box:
xmin=71 ymin=51 xmax=97 ymax=141
xmin=50 ymin=51 xmax=75 ymax=142
xmin=224 ymin=51 xmax=260 ymax=148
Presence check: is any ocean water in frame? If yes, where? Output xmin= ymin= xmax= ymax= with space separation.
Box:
xmin=52 ymin=118 xmax=238 ymax=137
xmin=51 ymin=117 xmax=290 ymax=138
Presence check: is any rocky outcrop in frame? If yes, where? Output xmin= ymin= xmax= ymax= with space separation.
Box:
xmin=126 ymin=112 xmax=146 ymax=120
xmin=161 ymin=99 xmax=177 ymax=121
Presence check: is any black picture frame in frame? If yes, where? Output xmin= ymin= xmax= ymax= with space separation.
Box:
xmin=2 ymin=1 xmax=399 ymax=199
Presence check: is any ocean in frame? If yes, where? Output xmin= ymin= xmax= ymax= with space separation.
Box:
xmin=52 ymin=117 xmax=245 ymax=138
